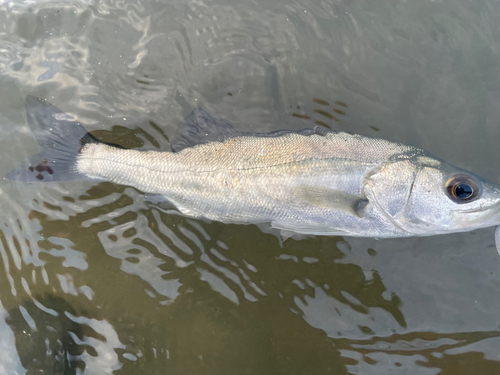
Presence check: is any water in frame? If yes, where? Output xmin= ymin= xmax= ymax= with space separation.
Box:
xmin=1 ymin=0 xmax=500 ymax=374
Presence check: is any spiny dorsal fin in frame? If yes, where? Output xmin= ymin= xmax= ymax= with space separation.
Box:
xmin=172 ymin=109 xmax=334 ymax=152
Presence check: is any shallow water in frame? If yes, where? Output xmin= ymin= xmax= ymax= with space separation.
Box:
xmin=1 ymin=0 xmax=500 ymax=374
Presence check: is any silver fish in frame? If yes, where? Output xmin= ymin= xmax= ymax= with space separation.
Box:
xmin=8 ymin=96 xmax=500 ymax=251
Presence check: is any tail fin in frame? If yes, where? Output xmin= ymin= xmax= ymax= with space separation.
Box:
xmin=6 ymin=96 xmax=100 ymax=182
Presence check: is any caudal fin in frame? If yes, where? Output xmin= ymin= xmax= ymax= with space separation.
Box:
xmin=6 ymin=96 xmax=100 ymax=182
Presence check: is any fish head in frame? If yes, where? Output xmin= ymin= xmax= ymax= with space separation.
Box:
xmin=364 ymin=154 xmax=500 ymax=236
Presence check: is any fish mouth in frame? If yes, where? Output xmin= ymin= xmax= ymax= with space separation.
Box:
xmin=460 ymin=203 xmax=500 ymax=214
xmin=455 ymin=200 xmax=500 ymax=227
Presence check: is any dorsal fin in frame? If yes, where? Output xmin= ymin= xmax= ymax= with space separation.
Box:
xmin=171 ymin=109 xmax=240 ymax=152
xmin=252 ymin=127 xmax=320 ymax=138
xmin=172 ymin=109 xmax=336 ymax=152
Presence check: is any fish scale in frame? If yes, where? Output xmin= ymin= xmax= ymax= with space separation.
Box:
xmin=8 ymin=97 xmax=500 ymax=253
xmin=76 ymin=131 xmax=417 ymax=232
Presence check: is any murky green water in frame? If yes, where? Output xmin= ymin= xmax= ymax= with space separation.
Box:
xmin=1 ymin=0 xmax=500 ymax=374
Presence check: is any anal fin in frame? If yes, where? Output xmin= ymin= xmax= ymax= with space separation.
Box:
xmin=144 ymin=194 xmax=178 ymax=213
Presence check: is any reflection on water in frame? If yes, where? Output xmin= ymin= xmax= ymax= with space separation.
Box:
xmin=0 ymin=124 xmax=499 ymax=374
xmin=1 ymin=181 xmax=403 ymax=374
xmin=1 ymin=0 xmax=500 ymax=374
xmin=6 ymin=294 xmax=125 ymax=374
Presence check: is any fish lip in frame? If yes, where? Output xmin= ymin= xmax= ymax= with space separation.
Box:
xmin=454 ymin=200 xmax=500 ymax=227
xmin=458 ymin=188 xmax=500 ymax=214
xmin=460 ymin=204 xmax=499 ymax=214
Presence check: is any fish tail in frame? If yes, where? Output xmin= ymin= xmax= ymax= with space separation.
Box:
xmin=6 ymin=96 xmax=103 ymax=182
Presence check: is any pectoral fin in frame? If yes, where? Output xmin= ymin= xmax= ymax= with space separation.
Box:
xmin=292 ymin=186 xmax=367 ymax=217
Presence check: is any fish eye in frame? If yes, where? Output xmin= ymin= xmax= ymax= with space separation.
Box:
xmin=446 ymin=174 xmax=479 ymax=203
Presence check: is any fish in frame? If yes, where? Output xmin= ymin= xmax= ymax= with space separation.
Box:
xmin=7 ymin=96 xmax=500 ymax=252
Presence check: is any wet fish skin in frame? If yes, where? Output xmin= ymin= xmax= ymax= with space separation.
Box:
xmin=9 ymin=96 xmax=500 ymax=244
xmin=78 ymin=131 xmax=414 ymax=238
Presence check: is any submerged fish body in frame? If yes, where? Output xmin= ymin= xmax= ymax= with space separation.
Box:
xmin=8 ymin=97 xmax=500 ymax=248
xmin=78 ymin=128 xmax=416 ymax=238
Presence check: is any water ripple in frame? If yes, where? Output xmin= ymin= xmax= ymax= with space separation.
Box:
xmin=2 ymin=0 xmax=500 ymax=373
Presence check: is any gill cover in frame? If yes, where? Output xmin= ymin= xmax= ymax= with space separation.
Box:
xmin=364 ymin=160 xmax=419 ymax=222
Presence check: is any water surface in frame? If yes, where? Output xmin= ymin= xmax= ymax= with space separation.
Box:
xmin=1 ymin=0 xmax=500 ymax=374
